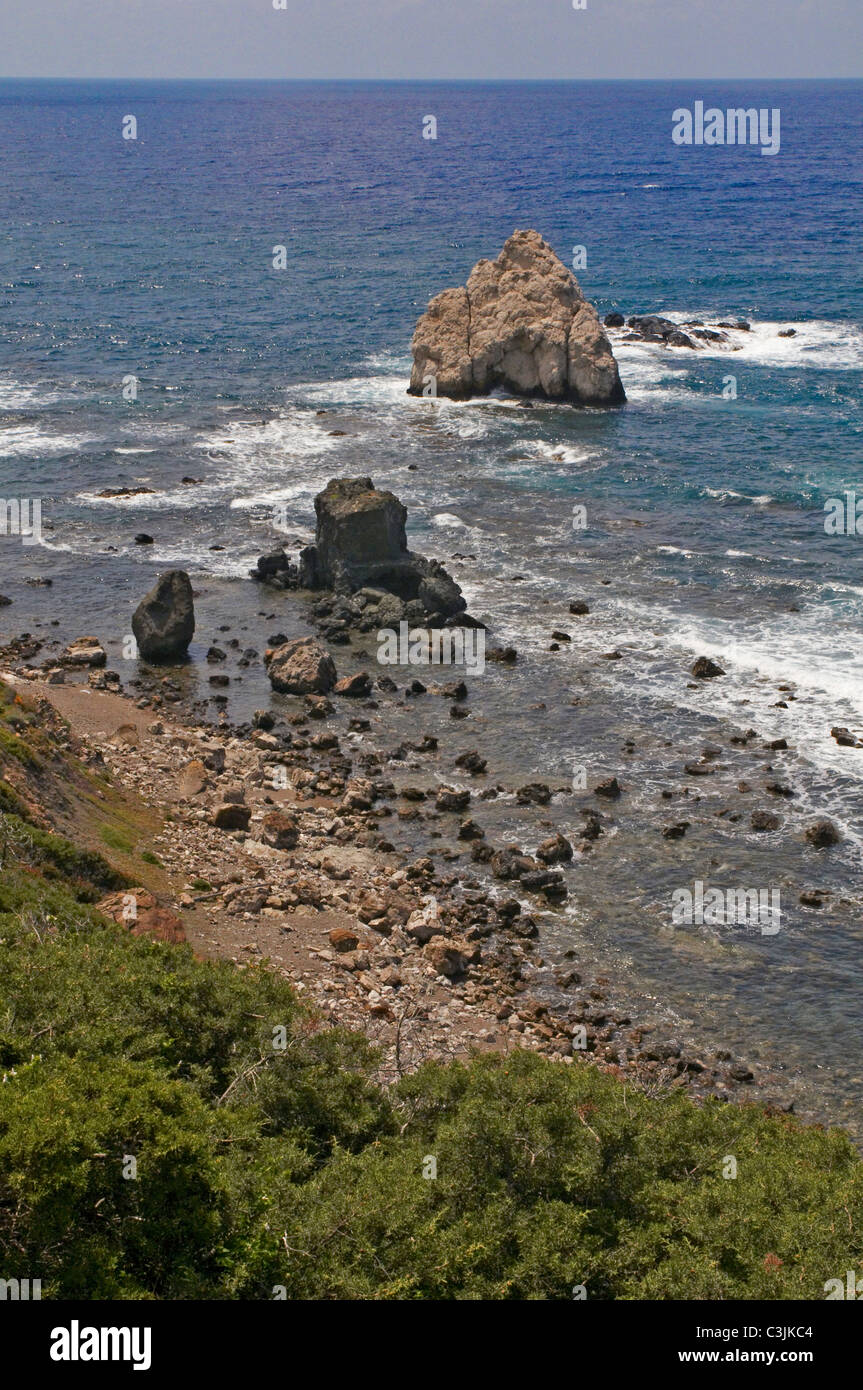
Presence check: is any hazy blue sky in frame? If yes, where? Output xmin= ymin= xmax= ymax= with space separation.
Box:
xmin=0 ymin=0 xmax=860 ymax=80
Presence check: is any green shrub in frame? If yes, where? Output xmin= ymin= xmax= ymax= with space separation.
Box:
xmin=0 ymin=892 xmax=861 ymax=1300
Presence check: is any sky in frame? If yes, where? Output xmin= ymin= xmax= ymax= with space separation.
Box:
xmin=0 ymin=0 xmax=861 ymax=80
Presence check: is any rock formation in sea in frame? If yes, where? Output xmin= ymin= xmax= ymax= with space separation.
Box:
xmin=407 ymin=229 xmax=626 ymax=407
xmin=603 ymin=313 xmax=752 ymax=350
xmin=131 ymin=569 xmax=195 ymax=662
xmin=252 ymin=477 xmax=468 ymax=628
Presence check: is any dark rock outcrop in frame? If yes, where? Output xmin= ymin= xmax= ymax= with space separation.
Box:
xmin=408 ymin=230 xmax=625 ymax=407
xmin=131 ymin=570 xmax=195 ymax=662
xmin=253 ymin=478 xmax=467 ymax=628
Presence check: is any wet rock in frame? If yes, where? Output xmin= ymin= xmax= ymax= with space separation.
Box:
xmin=568 ymin=600 xmax=590 ymax=615
xmin=334 ymin=671 xmax=373 ymax=698
xmin=454 ymin=749 xmax=487 ymax=775
xmin=132 ymin=570 xmax=195 ymax=662
xmin=831 ymin=726 xmax=863 ymax=748
xmin=61 ymin=636 xmax=107 ymax=668
xmin=265 ymin=637 xmax=337 ymax=695
xmin=799 ymin=890 xmax=826 ymax=908
xmin=97 ymin=486 xmax=154 ymax=498
xmin=491 ymin=847 xmax=536 ymax=881
xmin=594 ymin=777 xmax=621 ymax=799
xmin=691 ymin=656 xmax=725 ymax=679
xmin=536 ymin=833 xmax=573 ymax=863
xmin=516 ymin=782 xmax=552 ymax=806
xmin=805 ymin=818 xmax=841 ymax=848
xmin=662 ymin=821 xmax=689 ymax=840
xmin=751 ymin=810 xmax=780 ymax=832
xmin=436 ymin=786 xmax=471 ymax=813
xmin=297 ymin=477 xmax=466 ymax=620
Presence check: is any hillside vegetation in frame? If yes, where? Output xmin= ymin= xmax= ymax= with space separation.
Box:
xmin=0 ymin=679 xmax=860 ymax=1300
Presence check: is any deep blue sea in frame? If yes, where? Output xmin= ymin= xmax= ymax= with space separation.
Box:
xmin=1 ymin=80 xmax=862 ymax=1128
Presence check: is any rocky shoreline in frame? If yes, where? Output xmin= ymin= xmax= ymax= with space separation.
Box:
xmin=2 ymin=469 xmax=853 ymax=1124
xmin=0 ymin=645 xmax=799 ymax=1117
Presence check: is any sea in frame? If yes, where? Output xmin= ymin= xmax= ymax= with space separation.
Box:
xmin=1 ymin=79 xmax=862 ymax=1130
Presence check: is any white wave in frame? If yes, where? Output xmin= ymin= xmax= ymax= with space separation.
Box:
xmin=194 ymin=413 xmax=339 ymax=464
xmin=131 ymin=544 xmax=256 ymax=579
xmin=431 ymin=512 xmax=467 ymax=529
xmin=0 ymin=424 xmax=90 ymax=458
xmin=609 ymin=315 xmax=863 ymax=373
xmin=518 ymin=439 xmax=599 ymax=466
xmin=0 ymin=377 xmax=71 ymax=410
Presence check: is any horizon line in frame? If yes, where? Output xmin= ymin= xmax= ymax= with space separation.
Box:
xmin=1 ymin=74 xmax=861 ymax=83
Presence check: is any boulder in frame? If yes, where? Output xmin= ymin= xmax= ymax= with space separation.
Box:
xmin=61 ymin=636 xmax=107 ymax=668
xmin=265 ymin=637 xmax=337 ymax=695
xmin=179 ymin=759 xmax=208 ymax=797
xmin=212 ymin=803 xmax=251 ymax=831
xmin=330 ymin=926 xmax=360 ymax=953
xmin=131 ymin=570 xmax=195 ymax=662
xmin=424 ymin=936 xmax=477 ymax=978
xmin=594 ymin=777 xmax=621 ymax=799
xmin=435 ymin=786 xmax=471 ymax=813
xmin=536 ymin=833 xmax=573 ymax=864
xmin=259 ymin=810 xmax=299 ymax=849
xmin=409 ymin=230 xmax=625 ymax=407
xmin=97 ymin=888 xmax=185 ymax=946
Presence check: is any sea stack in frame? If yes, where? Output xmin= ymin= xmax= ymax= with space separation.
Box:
xmin=408 ymin=229 xmax=626 ymax=407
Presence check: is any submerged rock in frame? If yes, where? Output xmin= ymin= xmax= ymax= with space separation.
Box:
xmin=408 ymin=229 xmax=625 ymax=407
xmin=805 ymin=818 xmax=841 ymax=848
xmin=131 ymin=570 xmax=195 ymax=662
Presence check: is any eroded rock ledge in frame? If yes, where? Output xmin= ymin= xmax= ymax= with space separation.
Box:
xmin=408 ymin=229 xmax=626 ymax=407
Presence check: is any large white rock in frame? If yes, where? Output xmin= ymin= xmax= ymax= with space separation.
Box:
xmin=409 ymin=230 xmax=625 ymax=407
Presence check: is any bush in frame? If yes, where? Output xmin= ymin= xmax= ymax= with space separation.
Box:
xmin=0 ymin=892 xmax=861 ymax=1299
